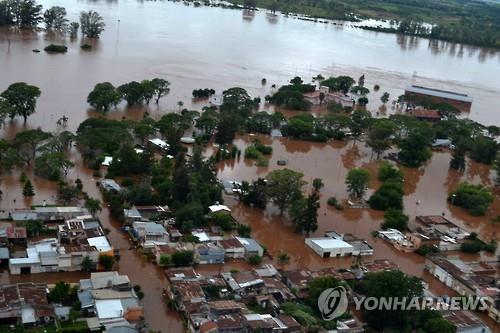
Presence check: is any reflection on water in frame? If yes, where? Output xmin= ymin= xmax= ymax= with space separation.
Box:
xmin=0 ymin=0 xmax=500 ymax=132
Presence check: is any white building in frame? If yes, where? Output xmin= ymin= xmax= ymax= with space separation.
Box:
xmin=305 ymin=238 xmax=354 ymax=258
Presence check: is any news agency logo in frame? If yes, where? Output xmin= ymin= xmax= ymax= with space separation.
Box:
xmin=317 ymin=286 xmax=349 ymax=321
xmin=318 ymin=286 xmax=489 ymax=321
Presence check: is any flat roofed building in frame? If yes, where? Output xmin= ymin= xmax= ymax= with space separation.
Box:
xmin=305 ymin=237 xmax=354 ymax=258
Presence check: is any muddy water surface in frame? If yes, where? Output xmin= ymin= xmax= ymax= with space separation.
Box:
xmin=1 ymin=0 xmax=500 ymax=132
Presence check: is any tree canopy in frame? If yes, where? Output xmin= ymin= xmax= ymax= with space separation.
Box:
xmin=1 ymin=82 xmax=41 ymax=123
xmin=267 ymin=168 xmax=306 ymax=216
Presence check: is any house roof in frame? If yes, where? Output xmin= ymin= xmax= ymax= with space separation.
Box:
xmin=405 ymin=85 xmax=473 ymax=103
xmin=208 ymin=204 xmax=231 ymax=213
xmin=149 ymin=138 xmax=169 ymax=149
xmin=442 ymin=310 xmax=486 ymax=330
xmin=90 ymin=272 xmax=130 ymax=289
xmin=411 ymin=109 xmax=441 ymax=120
xmin=87 ymin=236 xmax=112 ymax=252
xmin=101 ymin=179 xmax=122 ymax=192
xmin=102 ymin=156 xmax=113 ymax=166
xmin=199 ymin=321 xmax=218 ymax=333
xmin=306 ymin=237 xmax=353 ymax=250
xmin=192 ymin=231 xmax=210 ymax=242
xmin=0 ymin=223 xmax=27 ymax=239
xmin=124 ymin=207 xmax=142 ymax=219
xmin=95 ymin=299 xmax=124 ymax=319
xmin=133 ymin=222 xmax=167 ymax=235
xmin=0 ymin=248 xmax=9 ymax=259
xmin=219 ymin=238 xmax=243 ymax=249
xmin=235 ymin=237 xmax=262 ymax=253
xmin=208 ymin=300 xmax=246 ymax=312
xmin=173 ymin=281 xmax=205 ymax=300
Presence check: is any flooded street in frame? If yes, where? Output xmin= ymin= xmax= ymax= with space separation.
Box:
xmin=0 ymin=0 xmax=499 ymax=332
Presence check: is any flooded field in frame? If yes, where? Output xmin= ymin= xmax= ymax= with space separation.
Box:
xmin=0 ymin=0 xmax=499 ymax=332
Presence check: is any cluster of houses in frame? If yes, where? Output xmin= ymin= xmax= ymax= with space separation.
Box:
xmin=378 ymin=215 xmax=472 ymax=253
xmin=122 ymin=203 xmax=266 ymax=266
xmin=78 ymin=271 xmax=143 ymax=331
xmin=165 ymin=263 xmax=374 ymax=333
xmin=425 ymin=255 xmax=500 ymax=324
xmin=6 ymin=207 xmax=114 ymax=275
xmin=166 ymin=257 xmax=495 ymax=332
xmin=0 ymin=271 xmax=142 ymax=332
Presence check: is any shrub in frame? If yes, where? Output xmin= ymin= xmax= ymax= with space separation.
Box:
xmin=44 ymin=44 xmax=68 ymax=53
xmin=327 ymin=197 xmax=343 ymax=210
xmin=213 ymin=212 xmax=235 ymax=231
xmin=237 ymin=224 xmax=252 ymax=237
xmin=449 ymin=182 xmax=493 ymax=216
xmin=381 ymin=209 xmax=408 ymax=231
xmin=369 ymin=181 xmax=403 ymax=210
xmin=80 ymin=43 xmax=92 ymax=50
xmin=415 ymin=245 xmax=439 ymax=256
xmin=172 ymin=250 xmax=193 ymax=266
xmin=247 ymin=255 xmax=262 ymax=265
xmin=378 ymin=161 xmax=403 ymax=182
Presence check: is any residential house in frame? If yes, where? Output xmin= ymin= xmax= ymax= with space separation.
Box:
xmin=442 ymin=310 xmax=492 ymax=333
xmin=9 ymin=231 xmax=112 ymax=275
xmin=100 ymin=179 xmax=122 ymax=192
xmin=172 ymin=281 xmax=206 ymax=312
xmin=425 ymin=255 xmax=499 ymax=323
xmin=124 ymin=207 xmax=143 ymax=224
xmin=10 ymin=206 xmax=89 ymax=223
xmin=222 ymin=271 xmax=264 ymax=295
xmin=195 ymin=243 xmax=225 ymax=264
xmin=411 ymin=215 xmax=471 ymax=251
xmin=235 ymin=237 xmax=264 ymax=258
xmin=0 ymin=283 xmax=54 ymax=326
xmin=303 ymin=86 xmax=355 ymax=108
xmin=131 ymin=222 xmax=169 ymax=248
xmin=377 ymin=229 xmax=418 ymax=252
xmin=244 ymin=313 xmax=301 ymax=333
xmin=283 ymin=269 xmax=313 ymax=299
xmin=218 ymin=238 xmax=245 ymax=259
xmin=0 ymin=222 xmax=27 ymax=245
xmin=409 ymin=109 xmax=442 ymax=122
xmin=78 ymin=272 xmax=142 ymax=326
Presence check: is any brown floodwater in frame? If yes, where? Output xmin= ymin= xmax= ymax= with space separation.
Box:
xmin=215 ymin=134 xmax=499 ymax=285
xmin=1 ymin=0 xmax=500 ymax=132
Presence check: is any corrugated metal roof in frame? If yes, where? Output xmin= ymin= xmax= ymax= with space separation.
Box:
xmin=405 ymin=85 xmax=473 ymax=103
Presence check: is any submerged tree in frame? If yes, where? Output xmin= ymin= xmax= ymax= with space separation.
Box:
xmin=22 ymin=179 xmax=34 ymax=197
xmin=80 ymin=10 xmax=105 ymax=38
xmin=43 ymin=6 xmax=68 ymax=30
xmin=267 ymin=168 xmax=306 ymax=216
xmin=1 ymin=82 xmax=41 ymax=123
xmin=151 ymin=78 xmax=170 ymax=104
xmin=290 ymin=190 xmax=320 ymax=236
xmin=84 ymin=197 xmax=102 ymax=216
xmin=87 ymin=82 xmax=121 ymax=112
xmin=346 ymin=168 xmax=370 ymax=199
